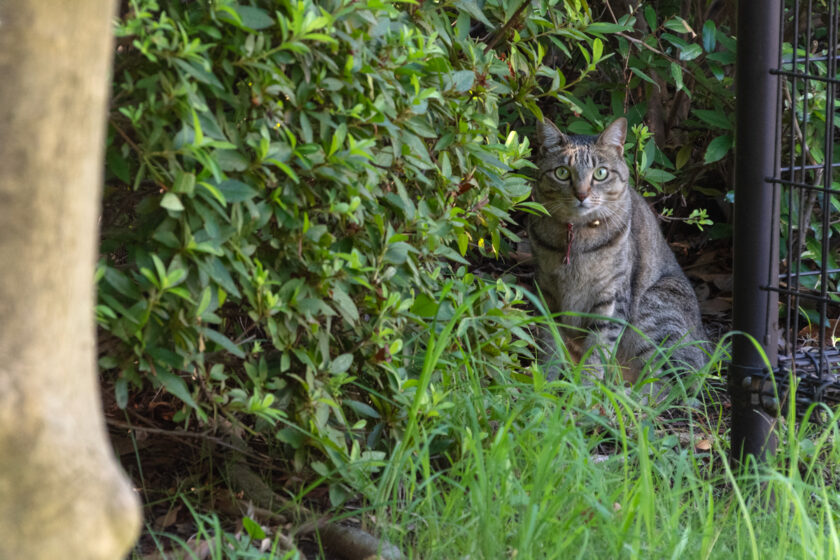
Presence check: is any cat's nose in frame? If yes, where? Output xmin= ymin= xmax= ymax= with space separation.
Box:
xmin=575 ymin=190 xmax=589 ymax=201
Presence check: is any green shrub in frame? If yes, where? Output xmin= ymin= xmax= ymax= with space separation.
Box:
xmin=102 ymin=0 xmax=586 ymax=490
xmin=102 ymin=0 xmax=736 ymax=500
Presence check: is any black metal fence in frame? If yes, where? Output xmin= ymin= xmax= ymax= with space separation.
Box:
xmin=731 ymin=0 xmax=840 ymax=461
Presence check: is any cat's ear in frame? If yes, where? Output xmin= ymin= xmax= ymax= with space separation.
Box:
xmin=597 ymin=118 xmax=627 ymax=154
xmin=536 ymin=118 xmax=567 ymax=150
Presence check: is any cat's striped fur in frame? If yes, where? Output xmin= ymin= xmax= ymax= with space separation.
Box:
xmin=529 ymin=117 xmax=707 ymax=384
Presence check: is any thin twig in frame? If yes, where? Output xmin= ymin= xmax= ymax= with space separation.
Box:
xmin=617 ymin=32 xmax=670 ymax=58
xmin=107 ymin=418 xmax=269 ymax=461
xmin=604 ymin=0 xmax=618 ymax=23
xmin=110 ymin=118 xmax=144 ymax=158
xmin=483 ymin=0 xmax=530 ymax=54
xmin=109 ymin=117 xmax=170 ymax=190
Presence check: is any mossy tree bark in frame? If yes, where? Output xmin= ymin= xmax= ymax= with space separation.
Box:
xmin=0 ymin=1 xmax=142 ymax=558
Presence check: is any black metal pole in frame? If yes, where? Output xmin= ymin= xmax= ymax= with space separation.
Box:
xmin=729 ymin=0 xmax=782 ymax=465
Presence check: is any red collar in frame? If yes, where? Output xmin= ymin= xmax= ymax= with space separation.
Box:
xmin=563 ymin=220 xmax=601 ymax=264
xmin=564 ymin=223 xmax=574 ymax=264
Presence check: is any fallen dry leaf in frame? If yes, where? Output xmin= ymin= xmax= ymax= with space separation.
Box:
xmin=798 ymin=318 xmax=840 ymax=347
xmin=685 ymin=250 xmax=720 ymax=270
xmin=700 ymin=297 xmax=732 ymax=315
xmin=688 ymin=271 xmax=733 ymax=292
xmin=153 ymin=504 xmax=182 ymax=530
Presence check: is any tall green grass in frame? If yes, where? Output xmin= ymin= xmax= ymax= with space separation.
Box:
xmin=373 ymin=323 xmax=840 ymax=559
xmin=132 ymin=318 xmax=840 ymax=559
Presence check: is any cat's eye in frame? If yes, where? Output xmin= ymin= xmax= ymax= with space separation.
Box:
xmin=554 ymin=167 xmax=571 ymax=181
xmin=593 ymin=166 xmax=609 ymax=180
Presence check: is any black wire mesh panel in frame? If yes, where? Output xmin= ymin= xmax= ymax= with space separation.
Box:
xmin=765 ymin=0 xmax=840 ymax=417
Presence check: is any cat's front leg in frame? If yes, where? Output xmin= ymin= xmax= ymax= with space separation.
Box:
xmin=580 ymin=297 xmax=627 ymax=382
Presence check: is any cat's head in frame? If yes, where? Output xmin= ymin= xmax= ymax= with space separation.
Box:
xmin=534 ymin=118 xmax=630 ymax=223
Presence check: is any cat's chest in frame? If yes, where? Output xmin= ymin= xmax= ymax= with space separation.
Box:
xmin=530 ymin=218 xmax=631 ymax=311
xmin=538 ymin=250 xmax=615 ymax=305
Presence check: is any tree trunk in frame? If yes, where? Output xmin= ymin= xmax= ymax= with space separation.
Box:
xmin=0 ymin=1 xmax=142 ymax=558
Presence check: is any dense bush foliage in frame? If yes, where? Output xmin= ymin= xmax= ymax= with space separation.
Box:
xmin=102 ymin=0 xmax=738 ymax=500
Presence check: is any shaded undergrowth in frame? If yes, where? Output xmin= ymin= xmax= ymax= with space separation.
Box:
xmin=122 ymin=319 xmax=840 ymax=559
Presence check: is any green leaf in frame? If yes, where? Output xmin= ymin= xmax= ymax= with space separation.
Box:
xmin=107 ymin=151 xmax=131 ymax=183
xmin=172 ymin=58 xmax=224 ymax=91
xmin=233 ymin=5 xmax=274 ymax=30
xmin=114 ymin=377 xmax=129 ymax=409
xmin=160 ymin=192 xmax=184 ymax=212
xmin=151 ymin=254 xmax=167 ymax=285
xmin=329 ymin=123 xmax=347 ymax=157
xmin=400 ymin=131 xmax=431 ymax=165
xmin=166 ymin=267 xmax=187 ymax=287
xmin=515 ymin=201 xmax=549 ymax=216
xmin=676 ymin=145 xmax=691 ymax=170
xmin=214 ymin=149 xmax=249 ymax=172
xmin=276 ymin=427 xmax=306 ymax=448
xmin=104 ymin=267 xmax=141 ymax=299
xmin=454 ymin=0 xmax=493 ymax=28
xmin=411 ymin=293 xmax=438 ymax=317
xmin=586 ymin=22 xmax=632 ymax=34
xmin=661 ymin=33 xmax=690 ymax=51
xmin=345 ymin=399 xmax=380 ymax=419
xmin=166 ymin=286 xmax=193 ymax=302
xmin=708 ymin=61 xmax=725 ymax=81
xmin=191 ymin=108 xmax=204 ymax=146
xmin=331 ymin=284 xmax=359 ymax=323
xmin=173 ymin=171 xmax=196 ymax=195
xmin=330 ymin=353 xmax=353 ymax=374
xmin=139 ymin=267 xmax=159 ymax=288
xmin=329 ymin=483 xmax=350 ymax=507
xmin=669 ymin=62 xmax=684 ymax=93
xmin=217 ymin=4 xmax=274 ymax=30
xmin=444 ymin=70 xmax=475 ymax=93
xmin=155 ymin=369 xmax=200 ymax=410
xmin=591 ymin=38 xmax=603 ymax=63
xmin=201 ymin=257 xmax=240 ymax=297
xmin=702 ymin=20 xmax=717 ymax=52
xmin=152 ymin=230 xmax=180 ymax=249
xmin=644 ymin=5 xmax=657 ymax=30
xmin=268 ymin=159 xmax=299 ymax=183
xmin=201 ymin=327 xmax=245 ymax=358
xmin=303 ymin=33 xmax=338 ymax=46
xmin=215 ymin=179 xmax=259 ymax=203
xmin=678 ymin=43 xmax=703 ymax=61
xmin=643 ymin=168 xmax=676 ymax=184
xmin=384 ymin=241 xmax=414 ymax=264
xmin=663 ymin=16 xmax=693 ymax=34
xmin=214 ymin=5 xmax=242 ymax=26
xmin=197 ymin=286 xmax=212 ymax=317
xmin=99 ymin=355 xmax=119 ymax=369
xmin=693 ymin=109 xmax=732 ymax=130
xmin=630 ymin=67 xmax=659 ymax=89
xmin=241 ymin=516 xmax=267 ymax=540
xmin=199 ymin=181 xmax=227 ymax=206
xmin=704 ymin=134 xmax=733 ymax=164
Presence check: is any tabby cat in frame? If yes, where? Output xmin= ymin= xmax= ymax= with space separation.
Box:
xmin=528 ymin=117 xmax=707 ymax=386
